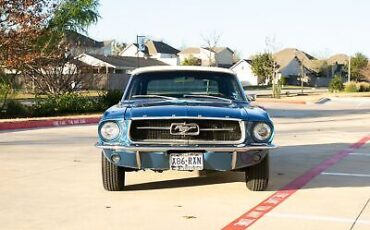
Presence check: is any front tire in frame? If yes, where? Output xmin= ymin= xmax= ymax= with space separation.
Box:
xmin=245 ymin=154 xmax=269 ymax=191
xmin=102 ymin=152 xmax=125 ymax=191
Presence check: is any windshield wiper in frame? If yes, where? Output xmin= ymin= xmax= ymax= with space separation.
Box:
xmin=131 ymin=95 xmax=177 ymax=100
xmin=183 ymin=94 xmax=232 ymax=103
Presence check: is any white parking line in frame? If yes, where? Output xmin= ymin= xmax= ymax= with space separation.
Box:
xmin=349 ymin=152 xmax=370 ymax=157
xmin=321 ymin=172 xmax=370 ymax=178
xmin=266 ymin=212 xmax=370 ymax=225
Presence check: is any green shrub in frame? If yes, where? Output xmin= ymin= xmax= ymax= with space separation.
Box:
xmin=32 ymin=93 xmax=101 ymax=117
xmin=2 ymin=91 xmax=124 ymax=118
xmin=279 ymin=76 xmax=288 ymax=87
xmin=344 ymin=81 xmax=358 ymax=92
xmin=357 ymin=82 xmax=370 ymax=92
xmin=329 ymin=75 xmax=344 ymax=92
xmin=0 ymin=81 xmax=11 ymax=112
xmin=5 ymin=100 xmax=30 ymax=118
xmin=98 ymin=90 xmax=123 ymax=109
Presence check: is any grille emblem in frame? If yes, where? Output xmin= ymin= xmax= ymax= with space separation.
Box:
xmin=170 ymin=123 xmax=200 ymax=136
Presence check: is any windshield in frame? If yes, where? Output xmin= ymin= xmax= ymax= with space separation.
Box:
xmin=124 ymin=71 xmax=246 ymax=101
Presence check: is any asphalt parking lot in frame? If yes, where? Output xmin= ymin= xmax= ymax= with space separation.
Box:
xmin=0 ymin=102 xmax=370 ymax=230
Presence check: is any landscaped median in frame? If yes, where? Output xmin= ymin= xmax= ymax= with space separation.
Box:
xmin=0 ymin=91 xmax=122 ymax=131
xmin=0 ymin=114 xmax=100 ymax=131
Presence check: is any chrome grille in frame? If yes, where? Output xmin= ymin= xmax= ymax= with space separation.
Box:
xmin=129 ymin=118 xmax=244 ymax=144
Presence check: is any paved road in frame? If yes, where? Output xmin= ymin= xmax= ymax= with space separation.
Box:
xmin=0 ymin=103 xmax=369 ymax=230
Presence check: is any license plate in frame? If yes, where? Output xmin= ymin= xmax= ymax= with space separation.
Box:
xmin=169 ymin=153 xmax=203 ymax=171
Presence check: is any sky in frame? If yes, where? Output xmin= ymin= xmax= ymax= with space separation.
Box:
xmin=87 ymin=0 xmax=370 ymax=59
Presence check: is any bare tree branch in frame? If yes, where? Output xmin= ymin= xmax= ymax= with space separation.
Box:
xmin=202 ymin=31 xmax=222 ymax=66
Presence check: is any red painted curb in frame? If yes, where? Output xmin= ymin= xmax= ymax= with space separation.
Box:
xmin=222 ymin=135 xmax=370 ymax=230
xmin=0 ymin=117 xmax=100 ymax=131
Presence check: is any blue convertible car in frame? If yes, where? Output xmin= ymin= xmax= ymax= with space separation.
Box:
xmin=96 ymin=66 xmax=276 ymax=191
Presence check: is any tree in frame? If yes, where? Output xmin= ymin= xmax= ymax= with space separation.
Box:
xmin=23 ymin=55 xmax=91 ymax=95
xmin=0 ymin=0 xmax=55 ymax=69
xmin=329 ymin=75 xmax=344 ymax=93
xmin=232 ymin=49 xmax=242 ymax=63
xmin=349 ymin=52 xmax=368 ymax=81
xmin=0 ymin=71 xmax=11 ymax=112
xmin=250 ymin=53 xmax=274 ymax=84
xmin=317 ymin=60 xmax=331 ymax=79
xmin=0 ymin=0 xmax=100 ymax=94
xmin=112 ymin=42 xmax=127 ymax=55
xmin=202 ymin=31 xmax=222 ymax=66
xmin=181 ymin=56 xmax=201 ymax=66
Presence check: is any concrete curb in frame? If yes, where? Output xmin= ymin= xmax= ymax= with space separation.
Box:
xmin=0 ymin=116 xmax=100 ymax=131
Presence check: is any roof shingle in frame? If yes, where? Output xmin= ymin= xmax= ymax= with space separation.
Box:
xmin=86 ymin=54 xmax=168 ymax=68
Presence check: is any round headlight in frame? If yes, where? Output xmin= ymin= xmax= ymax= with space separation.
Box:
xmin=253 ymin=122 xmax=272 ymax=142
xmin=100 ymin=121 xmax=120 ymax=141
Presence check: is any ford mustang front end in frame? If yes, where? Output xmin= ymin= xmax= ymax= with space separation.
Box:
xmin=96 ymin=66 xmax=276 ymax=191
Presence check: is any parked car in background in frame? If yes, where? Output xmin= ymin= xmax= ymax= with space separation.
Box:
xmin=96 ymin=66 xmax=276 ymax=191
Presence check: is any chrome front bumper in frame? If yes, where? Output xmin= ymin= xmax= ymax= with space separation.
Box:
xmin=95 ymin=143 xmax=276 ymax=152
xmin=97 ymin=143 xmax=276 ymax=170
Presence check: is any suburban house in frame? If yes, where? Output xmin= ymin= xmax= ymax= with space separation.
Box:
xmin=65 ymin=31 xmax=119 ymax=56
xmin=327 ymin=54 xmax=349 ymax=66
xmin=75 ymin=53 xmax=167 ymax=90
xmin=178 ymin=47 xmax=234 ymax=68
xmin=326 ymin=54 xmax=349 ymax=80
xmin=119 ymin=40 xmax=180 ymax=66
xmin=327 ymin=54 xmax=370 ymax=82
xmin=119 ymin=43 xmax=148 ymax=58
xmin=230 ymin=59 xmax=258 ymax=86
xmin=146 ymin=40 xmax=180 ymax=65
xmin=273 ymin=48 xmax=328 ymax=87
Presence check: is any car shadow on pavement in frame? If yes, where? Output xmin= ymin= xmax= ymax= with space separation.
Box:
xmin=125 ymin=142 xmax=370 ymax=191
xmin=124 ymin=171 xmax=245 ymax=191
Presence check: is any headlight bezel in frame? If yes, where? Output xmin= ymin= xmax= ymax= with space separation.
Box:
xmin=251 ymin=122 xmax=273 ymax=143
xmin=99 ymin=121 xmax=121 ymax=142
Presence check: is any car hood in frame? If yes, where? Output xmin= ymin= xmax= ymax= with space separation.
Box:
xmin=123 ymin=100 xmax=263 ymax=120
xmin=102 ymin=100 xmax=270 ymax=122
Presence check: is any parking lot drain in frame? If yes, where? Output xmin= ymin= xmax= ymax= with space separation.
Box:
xmin=183 ymin=216 xmax=197 ymax=219
xmin=222 ymin=135 xmax=370 ymax=230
